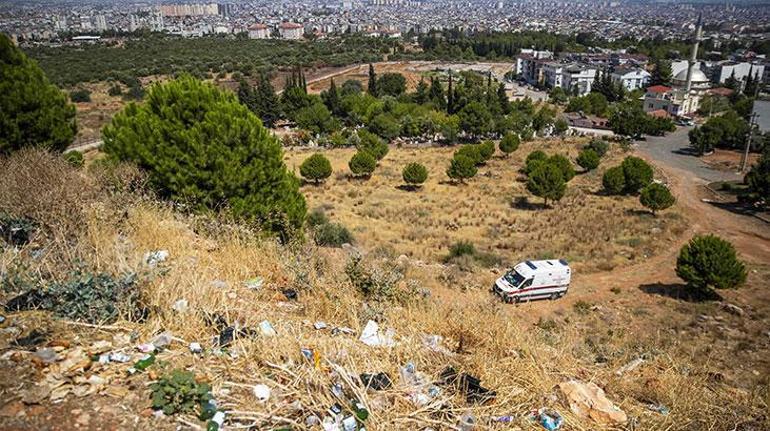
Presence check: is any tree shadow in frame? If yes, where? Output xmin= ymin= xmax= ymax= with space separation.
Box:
xmin=395 ymin=184 xmax=419 ymax=192
xmin=510 ymin=196 xmax=543 ymax=211
xmin=625 ymin=208 xmax=654 ymax=217
xmin=703 ymin=199 xmax=768 ymax=220
xmin=638 ymin=283 xmax=723 ymax=302
xmin=672 ymin=147 xmax=700 ymax=157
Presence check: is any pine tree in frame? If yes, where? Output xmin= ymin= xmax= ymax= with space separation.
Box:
xmin=496 ymin=82 xmax=510 ymax=114
xmin=1 ymin=34 xmax=76 ymax=154
xmin=237 ymin=78 xmax=257 ymax=113
xmin=255 ymin=72 xmax=281 ymax=127
xmin=651 ymin=58 xmax=672 ymax=86
xmin=322 ymin=78 xmax=342 ymax=117
xmin=367 ymin=63 xmax=378 ymax=96
xmin=414 ymin=78 xmax=429 ymax=104
xmin=429 ymin=77 xmax=446 ymax=110
xmin=103 ymin=75 xmax=306 ymax=236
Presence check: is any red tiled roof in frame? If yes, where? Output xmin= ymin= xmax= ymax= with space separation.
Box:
xmin=646 ymin=85 xmax=672 ymax=94
xmin=279 ymin=22 xmax=302 ymax=29
xmin=248 ymin=24 xmax=267 ymax=30
xmin=708 ymin=87 xmax=735 ymax=97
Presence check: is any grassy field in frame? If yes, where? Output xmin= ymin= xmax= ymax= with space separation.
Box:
xmin=286 ymin=139 xmax=688 ymax=274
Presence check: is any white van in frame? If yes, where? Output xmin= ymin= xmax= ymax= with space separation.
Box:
xmin=493 ymin=259 xmax=571 ymax=303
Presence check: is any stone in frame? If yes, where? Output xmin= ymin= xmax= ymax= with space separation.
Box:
xmin=721 ymin=302 xmax=744 ymax=316
xmin=559 ymin=380 xmax=627 ymax=424
xmin=0 ymin=401 xmax=24 ymax=417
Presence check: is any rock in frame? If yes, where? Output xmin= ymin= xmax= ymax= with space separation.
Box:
xmin=210 ymin=280 xmax=228 ymax=289
xmin=0 ymin=401 xmax=24 ymax=417
xmin=143 ymin=250 xmax=169 ymax=267
xmin=76 ymin=412 xmax=91 ymax=426
xmin=21 ymin=385 xmax=51 ymax=404
xmin=721 ymin=302 xmax=744 ymax=316
xmin=151 ymin=332 xmax=173 ymax=348
xmin=89 ymin=340 xmax=112 ymax=354
xmin=34 ymin=348 xmax=58 ymax=364
xmin=559 ymin=380 xmax=627 ymax=424
xmin=253 ymin=384 xmax=271 ymax=402
xmin=171 ymin=299 xmax=188 ymax=313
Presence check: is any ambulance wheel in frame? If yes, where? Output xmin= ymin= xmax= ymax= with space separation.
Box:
xmin=504 ymin=296 xmax=513 ymax=304
xmin=549 ymin=293 xmax=558 ymax=300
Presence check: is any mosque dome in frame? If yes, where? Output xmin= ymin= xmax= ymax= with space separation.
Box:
xmin=673 ymin=67 xmax=710 ymax=90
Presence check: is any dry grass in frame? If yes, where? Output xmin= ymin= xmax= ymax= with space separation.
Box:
xmin=286 ymin=139 xmax=687 ymax=274
xmin=1 ymin=149 xmax=767 ymax=431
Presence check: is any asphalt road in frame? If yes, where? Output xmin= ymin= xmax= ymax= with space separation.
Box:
xmin=635 ymin=126 xmax=743 ymax=184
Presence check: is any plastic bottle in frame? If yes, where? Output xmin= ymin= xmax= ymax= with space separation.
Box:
xmin=352 ymin=401 xmax=369 ymax=421
xmin=458 ymin=412 xmax=476 ymax=431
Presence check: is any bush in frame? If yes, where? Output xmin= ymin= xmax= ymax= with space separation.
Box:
xmin=70 ymin=88 xmax=91 ymax=103
xmin=478 ymin=140 xmax=496 ymax=162
xmin=1 ymin=34 xmax=76 ymax=154
xmin=586 ymin=138 xmax=609 ymax=157
xmin=402 ymin=162 xmax=428 ymax=188
xmin=63 ymin=150 xmax=84 ymax=168
xmin=446 ymin=155 xmax=477 ymax=183
xmin=676 ymin=235 xmax=747 ymax=292
xmin=455 ymin=145 xmax=482 ymax=166
xmin=102 ymin=76 xmax=306 ymax=236
xmin=314 ymin=221 xmax=353 ymax=247
xmin=524 ymin=150 xmax=548 ymax=175
xmin=621 ymin=156 xmax=653 ymax=194
xmin=499 ymin=133 xmax=520 ymax=156
xmin=150 ymin=370 xmax=212 ymax=417
xmin=108 ymin=84 xmax=122 ymax=96
xmin=447 ymin=240 xmax=476 ymax=260
xmin=745 ymin=146 xmax=770 ymax=207
xmin=4 ymin=270 xmax=145 ymax=324
xmin=602 ymin=166 xmax=626 ymax=195
xmin=547 ymin=154 xmax=575 ymax=182
xmin=0 ymin=212 xmax=36 ymax=246
xmin=307 ymin=208 xmax=329 ymax=227
xmin=527 ymin=162 xmax=566 ymax=206
xmin=357 ymin=129 xmax=388 ymax=161
xmin=299 ymin=153 xmax=332 ymax=183
xmin=345 ymin=255 xmax=412 ymax=303
xmin=576 ymin=148 xmax=600 ymax=172
xmin=349 ymin=151 xmax=376 ymax=177
xmin=639 ymin=183 xmax=675 ymax=215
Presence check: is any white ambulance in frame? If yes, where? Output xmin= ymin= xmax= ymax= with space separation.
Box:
xmin=493 ymin=259 xmax=571 ymax=303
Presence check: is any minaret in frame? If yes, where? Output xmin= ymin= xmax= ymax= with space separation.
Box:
xmin=685 ymin=13 xmax=703 ymax=93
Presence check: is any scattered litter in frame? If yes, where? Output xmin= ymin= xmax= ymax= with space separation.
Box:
xmin=128 ymin=354 xmax=155 ymax=374
xmin=359 ymin=320 xmax=395 ymax=347
xmin=34 ymin=348 xmax=58 ymax=364
xmin=13 ymin=329 xmax=48 ymax=348
xmin=253 ymin=384 xmax=271 ymax=402
xmin=322 ymin=415 xmax=342 ymax=431
xmin=215 ymin=326 xmax=257 ymax=347
xmin=332 ymin=327 xmax=355 ymax=336
xmin=143 ymin=250 xmax=169 ymax=267
xmin=211 ymin=280 xmax=228 ymax=289
xmin=458 ymin=412 xmax=476 ymax=431
xmin=301 ymin=347 xmax=322 ymax=369
xmin=421 ymin=334 xmax=455 ymax=356
xmin=151 ymin=332 xmax=173 ymax=348
xmin=0 ymin=315 xmax=5 ymax=324
xmin=208 ymin=411 xmax=225 ymax=430
xmin=171 ymin=299 xmax=188 ymax=313
xmin=88 ymin=375 xmax=106 ymax=386
xmin=558 ymin=380 xmax=627 ymax=424
xmin=342 ymin=415 xmax=357 ymax=431
xmin=360 ymin=372 xmax=392 ymax=390
xmin=647 ymin=403 xmax=670 ymax=415
xmin=615 ymin=358 xmax=645 ymax=376
xmin=259 ymin=320 xmax=277 ymax=337
xmin=440 ymin=367 xmax=496 ymax=404
xmin=282 ymin=288 xmax=298 ymax=301
xmin=109 ymin=352 xmax=132 ymax=363
xmin=331 ymin=383 xmax=344 ymax=398
xmin=490 ymin=415 xmax=513 ymax=423
xmin=721 ymin=302 xmax=745 ymax=316
xmin=244 ymin=277 xmax=264 ymax=290
xmin=400 ymin=363 xmax=439 ymax=406
xmin=314 ymin=321 xmax=328 ymax=330
xmin=532 ymin=408 xmax=563 ymax=431
xmin=137 ymin=343 xmax=155 ymax=353
xmin=189 ymin=342 xmax=202 ymax=354
xmin=306 ymin=415 xmax=321 ymax=426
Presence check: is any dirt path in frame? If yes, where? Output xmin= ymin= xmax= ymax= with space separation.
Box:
xmin=510 ymin=151 xmax=770 ymax=321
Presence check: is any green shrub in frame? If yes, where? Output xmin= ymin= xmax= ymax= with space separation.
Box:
xmin=499 ymin=133 xmax=520 ymax=156
xmin=527 ymin=162 xmax=566 ymax=206
xmin=1 ymin=34 xmax=76 ymax=154
xmin=63 ymin=151 xmax=84 ymax=168
xmin=639 ymin=183 xmax=675 ymax=215
xmin=357 ymin=129 xmax=388 ymax=161
xmin=307 ymin=208 xmax=329 ymax=227
xmin=349 ymin=151 xmax=376 ymax=177
xmin=586 ymin=138 xmax=609 ymax=157
xmin=676 ymin=235 xmax=747 ymax=292
xmin=602 ymin=166 xmax=626 ymax=195
xmin=314 ymin=221 xmax=353 ymax=247
xmin=576 ymin=149 xmax=600 ymax=172
xmin=4 ymin=270 xmax=145 ymax=324
xmin=70 ymin=88 xmax=91 ymax=103
xmin=524 ymin=150 xmax=548 ymax=175
xmin=108 ymin=84 xmax=122 ymax=96
xmin=547 ymin=154 xmax=575 ymax=182
xmin=402 ymin=162 xmax=428 ymax=188
xmin=150 ymin=370 xmax=213 ymax=417
xmin=621 ymin=156 xmax=653 ymax=194
xmin=345 ymin=255 xmax=412 ymax=303
xmin=478 ymin=140 xmax=496 ymax=162
xmin=446 ymin=155 xmax=477 ymax=183
xmin=447 ymin=240 xmax=476 ymax=260
xmin=299 ymin=153 xmax=332 ymax=183
xmin=102 ymin=76 xmax=306 ymax=236
xmin=454 ymin=145 xmax=482 ymax=166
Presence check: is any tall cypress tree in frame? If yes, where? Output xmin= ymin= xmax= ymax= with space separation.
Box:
xmin=322 ymin=78 xmax=342 ymax=116
xmin=447 ymin=70 xmax=455 ymax=114
xmin=256 ymin=72 xmax=282 ymax=127
xmin=367 ymin=63 xmax=378 ymax=96
xmin=429 ymin=77 xmax=446 ymax=110
xmin=414 ymin=78 xmax=429 ymax=104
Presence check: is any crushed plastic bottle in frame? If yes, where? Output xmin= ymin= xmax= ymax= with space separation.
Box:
xmin=458 ymin=412 xmax=476 ymax=431
xmin=353 ymin=401 xmax=369 ymax=421
xmin=128 ymin=353 xmax=155 ymax=374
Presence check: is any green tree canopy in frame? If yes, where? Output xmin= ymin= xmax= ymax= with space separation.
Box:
xmin=102 ymin=75 xmax=306 ymax=235
xmin=676 ymin=234 xmax=747 ymax=292
xmin=300 ymin=153 xmax=333 ymax=184
xmin=621 ymin=156 xmax=654 ymax=194
xmin=458 ymin=101 xmax=492 ymax=137
xmin=576 ymin=148 xmax=600 ymax=172
xmin=639 ymin=182 xmax=675 ymax=215
xmin=446 ymin=154 xmax=477 ymax=183
xmin=1 ymin=34 xmax=76 ymax=154
xmin=602 ymin=166 xmax=626 ymax=195
xmin=376 ymin=73 xmax=406 ymax=97
xmin=527 ymin=162 xmax=566 ymax=207
xmin=402 ymin=162 xmax=428 ymax=188
xmin=746 ymin=146 xmax=770 ymax=207
xmin=349 ymin=151 xmax=376 ymax=177
xmin=499 ymin=133 xmax=520 ymax=157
